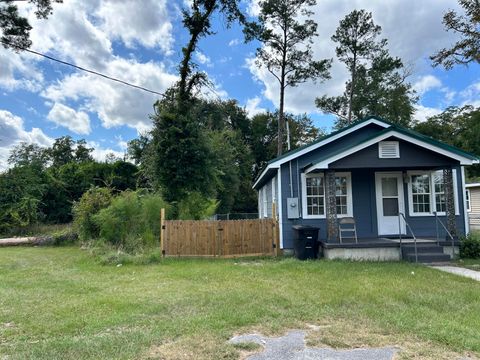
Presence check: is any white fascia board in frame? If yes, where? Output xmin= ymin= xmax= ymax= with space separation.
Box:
xmin=252 ymin=119 xmax=390 ymax=189
xmin=466 ymin=183 xmax=480 ymax=188
xmin=305 ymin=130 xmax=477 ymax=173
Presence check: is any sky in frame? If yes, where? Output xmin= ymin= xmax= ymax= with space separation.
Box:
xmin=1 ymin=0 xmax=479 ymax=171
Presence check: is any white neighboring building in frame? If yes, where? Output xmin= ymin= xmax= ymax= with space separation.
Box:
xmin=466 ymin=183 xmax=480 ymax=231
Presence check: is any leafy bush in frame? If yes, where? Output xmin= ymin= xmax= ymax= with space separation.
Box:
xmin=94 ymin=191 xmax=168 ymax=253
xmin=177 ymin=191 xmax=218 ymax=220
xmin=460 ymin=232 xmax=480 ymax=259
xmin=73 ymin=187 xmax=113 ymax=241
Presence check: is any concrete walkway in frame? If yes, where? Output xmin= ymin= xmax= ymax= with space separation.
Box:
xmin=430 ymin=266 xmax=480 ymax=281
xmin=230 ymin=330 xmax=397 ymax=360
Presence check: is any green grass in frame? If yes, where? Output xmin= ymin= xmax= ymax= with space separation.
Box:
xmin=456 ymin=258 xmax=480 ymax=270
xmin=0 ymin=223 xmax=73 ymax=238
xmin=1 ymin=248 xmax=479 ymax=359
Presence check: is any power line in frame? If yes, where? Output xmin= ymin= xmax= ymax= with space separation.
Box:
xmin=1 ymin=39 xmax=166 ymax=97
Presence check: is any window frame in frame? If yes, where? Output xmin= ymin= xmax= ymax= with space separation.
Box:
xmin=301 ymin=172 xmax=353 ymax=219
xmin=466 ymin=189 xmax=471 ymax=212
xmin=407 ymin=170 xmax=459 ymax=217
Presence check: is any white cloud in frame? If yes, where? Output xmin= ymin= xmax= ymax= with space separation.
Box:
xmin=228 ymin=38 xmax=241 ymax=47
xmin=246 ymin=0 xmax=462 ymax=114
xmin=87 ymin=141 xmax=125 ymax=163
xmin=413 ymin=75 xmax=442 ymax=96
xmin=95 ymin=0 xmax=174 ymax=54
xmin=42 ymin=58 xmax=177 ymax=132
xmin=245 ymin=96 xmax=266 ymax=116
xmin=47 ymin=103 xmax=91 ymax=135
xmin=0 ymin=110 xmax=53 ymax=170
xmin=414 ymin=105 xmax=443 ymax=122
xmin=195 ymin=51 xmax=213 ymax=67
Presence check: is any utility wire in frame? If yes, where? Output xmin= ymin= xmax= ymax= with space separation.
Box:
xmin=1 ymin=39 xmax=166 ymax=97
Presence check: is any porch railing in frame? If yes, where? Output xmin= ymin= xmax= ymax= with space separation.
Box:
xmin=434 ymin=211 xmax=456 ymax=257
xmin=398 ymin=212 xmax=418 ymax=263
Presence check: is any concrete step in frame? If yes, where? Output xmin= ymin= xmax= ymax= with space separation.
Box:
xmin=405 ymin=252 xmax=451 ymax=263
xmin=402 ymin=244 xmax=444 ymax=256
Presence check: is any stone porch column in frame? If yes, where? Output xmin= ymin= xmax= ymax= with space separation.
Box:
xmin=443 ymin=167 xmax=457 ymax=239
xmin=325 ymin=170 xmax=338 ymax=242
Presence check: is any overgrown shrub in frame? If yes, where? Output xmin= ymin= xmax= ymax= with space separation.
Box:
xmin=94 ymin=191 xmax=168 ymax=253
xmin=177 ymin=191 xmax=218 ymax=220
xmin=460 ymin=232 xmax=480 ymax=259
xmin=73 ymin=187 xmax=113 ymax=241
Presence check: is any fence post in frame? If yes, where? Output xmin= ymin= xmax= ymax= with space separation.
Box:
xmin=160 ymin=208 xmax=165 ymax=257
xmin=272 ymin=202 xmax=280 ymax=257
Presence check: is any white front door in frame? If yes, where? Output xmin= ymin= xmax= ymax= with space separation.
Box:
xmin=375 ymin=172 xmax=406 ymax=235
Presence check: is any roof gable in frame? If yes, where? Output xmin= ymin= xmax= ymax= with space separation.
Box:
xmin=253 ymin=116 xmax=479 ymax=189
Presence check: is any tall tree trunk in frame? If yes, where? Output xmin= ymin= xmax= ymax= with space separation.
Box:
xmin=277 ymin=26 xmax=288 ymax=156
xmin=278 ymin=82 xmax=285 ymax=156
xmin=347 ymin=53 xmax=357 ymax=124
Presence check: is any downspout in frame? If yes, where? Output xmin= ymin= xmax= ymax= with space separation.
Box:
xmin=289 ymin=160 xmax=294 ymax=198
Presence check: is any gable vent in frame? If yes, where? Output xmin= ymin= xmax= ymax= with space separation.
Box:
xmin=379 ymin=141 xmax=400 ymax=158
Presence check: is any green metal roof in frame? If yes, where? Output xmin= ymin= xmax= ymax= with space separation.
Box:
xmin=254 ymin=115 xmax=479 ymax=188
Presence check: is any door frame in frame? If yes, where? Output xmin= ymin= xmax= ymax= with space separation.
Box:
xmin=375 ymin=172 xmax=406 ymax=236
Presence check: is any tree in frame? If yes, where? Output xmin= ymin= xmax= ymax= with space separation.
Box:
xmin=0 ymin=0 xmax=62 ymax=50
xmin=431 ymin=0 xmax=480 ymax=69
xmin=151 ymin=0 xmax=245 ymax=203
xmin=74 ymin=139 xmax=93 ymax=163
xmin=250 ymin=111 xmax=322 ymax=177
xmin=245 ymin=0 xmax=331 ymax=155
xmin=316 ymin=10 xmax=417 ymax=129
xmin=8 ymin=142 xmax=49 ymax=169
xmin=317 ymin=50 xmax=417 ymax=129
xmin=414 ymin=105 xmax=480 ymax=177
xmin=331 ymin=10 xmax=385 ymax=124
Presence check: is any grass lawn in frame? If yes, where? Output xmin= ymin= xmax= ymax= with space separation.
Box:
xmin=455 ymin=258 xmax=480 ymax=271
xmin=1 ymin=247 xmax=479 ymax=360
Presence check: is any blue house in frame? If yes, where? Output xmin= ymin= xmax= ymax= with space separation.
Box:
xmin=253 ymin=116 xmax=479 ymax=261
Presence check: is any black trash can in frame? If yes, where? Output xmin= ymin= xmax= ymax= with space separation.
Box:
xmin=292 ymin=225 xmax=320 ymax=260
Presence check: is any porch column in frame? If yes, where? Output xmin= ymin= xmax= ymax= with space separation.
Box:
xmin=443 ymin=167 xmax=457 ymax=239
xmin=325 ymin=170 xmax=338 ymax=241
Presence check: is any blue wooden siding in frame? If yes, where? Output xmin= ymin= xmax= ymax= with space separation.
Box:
xmin=330 ymin=137 xmax=459 ymax=169
xmin=278 ymin=164 xmax=467 ymax=249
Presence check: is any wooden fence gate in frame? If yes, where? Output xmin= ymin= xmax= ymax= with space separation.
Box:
xmin=160 ymin=209 xmax=280 ymax=257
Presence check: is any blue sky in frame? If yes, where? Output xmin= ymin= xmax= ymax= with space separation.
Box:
xmin=1 ymin=0 xmax=479 ymax=170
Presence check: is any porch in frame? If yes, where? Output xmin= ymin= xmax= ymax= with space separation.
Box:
xmin=319 ymin=236 xmax=459 ymax=262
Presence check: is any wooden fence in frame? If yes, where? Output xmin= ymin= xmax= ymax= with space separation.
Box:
xmin=160 ymin=209 xmax=280 ymax=258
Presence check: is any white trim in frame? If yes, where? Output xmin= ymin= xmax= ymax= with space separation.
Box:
xmin=407 ymin=170 xmax=459 ymax=217
xmin=252 ymin=119 xmax=390 ymax=188
xmin=258 ymin=190 xmax=262 ymax=219
xmin=277 ymin=167 xmax=283 ymax=249
xmin=466 ymin=183 xmax=480 ymax=188
xmin=305 ymin=130 xmax=477 ymax=172
xmin=375 ymin=172 xmax=406 ymax=235
xmin=462 ymin=167 xmax=470 ymax=235
xmin=301 ymin=172 xmax=353 ymax=219
xmin=262 ymin=186 xmax=268 ymax=218
xmin=271 ymin=176 xmax=276 ymax=211
xmin=466 ymin=189 xmax=471 ymax=212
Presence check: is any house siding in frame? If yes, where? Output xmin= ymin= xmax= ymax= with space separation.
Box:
xmin=330 ymin=138 xmax=460 ymax=169
xmin=469 ymin=186 xmax=480 ymax=229
xmin=278 ymin=164 xmax=467 ymax=249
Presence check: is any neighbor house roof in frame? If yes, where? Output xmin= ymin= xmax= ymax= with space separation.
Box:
xmin=253 ymin=115 xmax=479 ymax=189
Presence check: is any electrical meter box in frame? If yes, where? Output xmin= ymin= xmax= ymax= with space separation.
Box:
xmin=287 ymin=197 xmax=299 ymax=219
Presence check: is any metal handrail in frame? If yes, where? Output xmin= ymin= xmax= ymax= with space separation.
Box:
xmin=433 ymin=212 xmax=456 ymax=256
xmin=398 ymin=212 xmax=418 ymax=263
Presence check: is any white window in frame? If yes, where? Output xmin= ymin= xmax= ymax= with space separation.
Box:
xmin=301 ymin=172 xmax=352 ymax=218
xmin=408 ymin=170 xmax=459 ymax=216
xmin=378 ymin=141 xmax=400 ymax=158
xmin=466 ymin=189 xmax=471 ymax=212
xmin=411 ymin=174 xmax=431 ymax=214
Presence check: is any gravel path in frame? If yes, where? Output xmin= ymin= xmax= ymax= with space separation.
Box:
xmin=430 ymin=266 xmax=480 ymax=281
xmin=229 ymin=330 xmax=397 ymax=360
